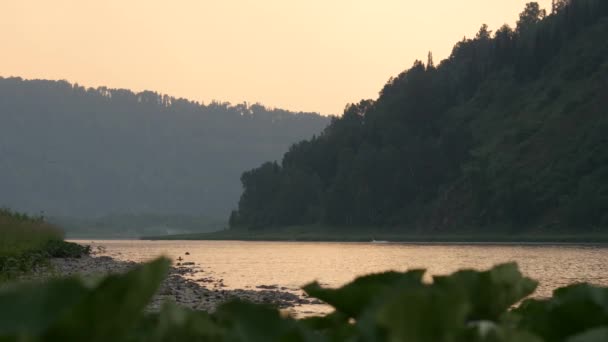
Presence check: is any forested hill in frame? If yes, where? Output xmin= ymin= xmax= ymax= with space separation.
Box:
xmin=0 ymin=78 xmax=329 ymax=219
xmin=231 ymin=0 xmax=608 ymax=233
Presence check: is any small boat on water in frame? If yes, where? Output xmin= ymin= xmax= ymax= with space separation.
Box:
xmin=371 ymin=239 xmax=390 ymax=244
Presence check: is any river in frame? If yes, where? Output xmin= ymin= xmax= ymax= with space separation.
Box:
xmin=75 ymin=240 xmax=608 ymax=315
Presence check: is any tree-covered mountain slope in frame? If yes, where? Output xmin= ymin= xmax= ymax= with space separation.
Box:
xmin=0 ymin=79 xmax=329 ymax=218
xmin=231 ymin=0 xmax=608 ymax=233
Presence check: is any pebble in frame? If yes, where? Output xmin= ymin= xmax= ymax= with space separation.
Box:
xmin=19 ymin=254 xmax=324 ymax=313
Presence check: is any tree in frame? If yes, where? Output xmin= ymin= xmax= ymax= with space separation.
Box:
xmin=552 ymin=0 xmax=569 ymax=14
xmin=517 ymin=2 xmax=547 ymax=34
xmin=427 ymin=51 xmax=435 ymax=70
xmin=230 ymin=0 xmax=608 ymax=232
xmin=493 ymin=24 xmax=514 ymax=64
xmin=476 ymin=24 xmax=492 ymax=40
xmin=228 ymin=210 xmax=239 ymax=228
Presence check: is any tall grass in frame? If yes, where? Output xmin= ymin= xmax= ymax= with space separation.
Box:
xmin=1 ymin=208 xmax=90 ymax=282
xmin=0 ymin=208 xmax=63 ymax=256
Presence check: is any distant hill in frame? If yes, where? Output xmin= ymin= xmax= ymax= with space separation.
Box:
xmin=0 ymin=78 xmax=330 ymax=222
xmin=49 ymin=214 xmax=226 ymax=239
xmin=231 ymin=0 xmax=608 ymax=233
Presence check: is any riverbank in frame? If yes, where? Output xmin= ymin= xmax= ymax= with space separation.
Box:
xmin=16 ymin=252 xmax=324 ymax=314
xmin=142 ymin=225 xmax=608 ymax=243
xmin=0 ymin=208 xmax=91 ymax=282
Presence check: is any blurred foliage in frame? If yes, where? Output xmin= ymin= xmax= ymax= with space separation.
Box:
xmin=1 ymin=259 xmax=606 ymax=341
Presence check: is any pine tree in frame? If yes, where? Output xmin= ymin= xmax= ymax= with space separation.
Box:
xmin=476 ymin=24 xmax=492 ymax=40
xmin=517 ymin=2 xmax=547 ymax=34
xmin=427 ymin=51 xmax=435 ymax=70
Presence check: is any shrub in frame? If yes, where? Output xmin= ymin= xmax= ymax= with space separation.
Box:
xmin=0 ymin=209 xmax=89 ymax=281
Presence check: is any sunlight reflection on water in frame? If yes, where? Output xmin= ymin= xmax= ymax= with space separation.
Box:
xmin=73 ymin=240 xmax=608 ymax=315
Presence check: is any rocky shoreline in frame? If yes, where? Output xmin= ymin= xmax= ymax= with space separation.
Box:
xmin=19 ymin=252 xmax=325 ymax=315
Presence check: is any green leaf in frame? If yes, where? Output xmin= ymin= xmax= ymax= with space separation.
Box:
xmin=303 ymin=270 xmax=425 ymax=318
xmin=515 ymin=284 xmax=608 ymax=341
xmin=300 ymin=311 xmax=354 ymax=341
xmin=215 ymin=300 xmax=319 ymax=342
xmin=567 ymin=327 xmax=608 ymax=342
xmin=372 ymin=285 xmax=470 ymax=342
xmin=43 ymin=257 xmax=170 ymax=341
xmin=300 ymin=311 xmax=349 ymax=330
xmin=0 ymin=278 xmax=89 ymax=337
xmin=129 ymin=302 xmax=224 ymax=342
xmin=461 ymin=321 xmax=543 ymax=342
xmin=433 ymin=262 xmax=537 ymax=321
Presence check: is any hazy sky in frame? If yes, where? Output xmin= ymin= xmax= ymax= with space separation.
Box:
xmin=1 ymin=0 xmax=552 ymax=115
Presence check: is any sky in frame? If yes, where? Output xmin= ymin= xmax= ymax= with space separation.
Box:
xmin=1 ymin=0 xmax=552 ymax=115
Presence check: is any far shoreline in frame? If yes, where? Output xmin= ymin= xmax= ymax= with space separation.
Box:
xmin=138 ymin=226 xmax=608 ymax=245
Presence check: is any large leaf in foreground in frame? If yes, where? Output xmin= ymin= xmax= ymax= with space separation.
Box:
xmin=515 ymin=284 xmax=608 ymax=341
xmin=461 ymin=321 xmax=543 ymax=342
xmin=215 ymin=300 xmax=319 ymax=342
xmin=130 ymin=302 xmax=224 ymax=342
xmin=43 ymin=257 xmax=169 ymax=341
xmin=433 ymin=263 xmax=537 ymax=321
xmin=372 ymin=285 xmax=470 ymax=342
xmin=300 ymin=311 xmax=354 ymax=341
xmin=215 ymin=301 xmax=318 ymax=342
xmin=567 ymin=327 xmax=608 ymax=342
xmin=303 ymin=270 xmax=425 ymax=318
xmin=0 ymin=278 xmax=89 ymax=337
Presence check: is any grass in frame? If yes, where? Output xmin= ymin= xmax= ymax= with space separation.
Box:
xmin=0 ymin=208 xmax=89 ymax=282
xmin=0 ymin=208 xmax=63 ymax=256
xmin=142 ymin=224 xmax=608 ymax=243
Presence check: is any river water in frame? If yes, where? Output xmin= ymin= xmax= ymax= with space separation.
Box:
xmin=76 ymin=240 xmax=608 ymax=314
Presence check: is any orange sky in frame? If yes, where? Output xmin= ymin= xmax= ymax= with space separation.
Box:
xmin=1 ymin=0 xmax=552 ymax=115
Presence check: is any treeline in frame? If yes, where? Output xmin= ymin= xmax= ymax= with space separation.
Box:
xmin=231 ymin=0 xmax=608 ymax=232
xmin=0 ymin=78 xmax=329 ymax=219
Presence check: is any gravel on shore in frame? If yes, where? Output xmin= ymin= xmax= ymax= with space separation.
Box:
xmin=18 ymin=254 xmax=324 ymax=314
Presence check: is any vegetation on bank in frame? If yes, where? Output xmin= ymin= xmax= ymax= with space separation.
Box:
xmin=0 ymin=209 xmax=62 ymax=254
xmin=231 ymin=0 xmax=608 ymax=234
xmin=2 ymin=258 xmax=607 ymax=341
xmin=0 ymin=209 xmax=89 ymax=282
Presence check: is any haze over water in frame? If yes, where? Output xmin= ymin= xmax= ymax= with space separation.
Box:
xmin=82 ymin=240 xmax=608 ymax=314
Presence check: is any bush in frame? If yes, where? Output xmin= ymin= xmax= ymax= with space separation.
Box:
xmin=0 ymin=208 xmax=90 ymax=281
xmin=0 ymin=241 xmax=89 ymax=282
xmin=42 ymin=240 xmax=91 ymax=259
xmin=0 ymin=208 xmax=63 ymax=257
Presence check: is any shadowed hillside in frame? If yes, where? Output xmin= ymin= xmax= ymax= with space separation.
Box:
xmin=231 ymin=0 xmax=608 ymax=233
xmin=0 ymin=78 xmax=330 ymax=223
